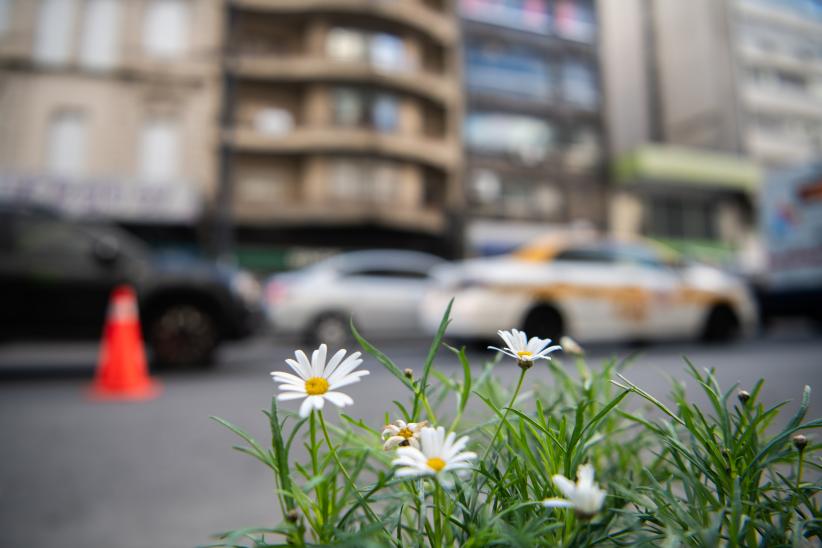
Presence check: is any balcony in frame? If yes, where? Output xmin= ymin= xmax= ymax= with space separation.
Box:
xmin=747 ymin=128 xmax=818 ymax=166
xmin=744 ymin=86 xmax=822 ymax=119
xmin=233 ymin=200 xmax=446 ymax=233
xmin=227 ymin=56 xmax=458 ymax=106
xmin=738 ymin=45 xmax=822 ymax=77
xmin=224 ymin=127 xmax=459 ymax=171
xmin=231 ymin=0 xmax=458 ymax=46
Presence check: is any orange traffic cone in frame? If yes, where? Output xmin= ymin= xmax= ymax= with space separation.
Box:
xmin=90 ymin=285 xmax=161 ymax=401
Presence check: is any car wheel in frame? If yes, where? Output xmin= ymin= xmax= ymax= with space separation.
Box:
xmin=523 ymin=305 xmax=564 ymax=343
xmin=702 ymin=304 xmax=740 ymax=343
xmin=147 ymin=303 xmax=219 ymax=369
xmin=311 ymin=313 xmax=349 ymax=347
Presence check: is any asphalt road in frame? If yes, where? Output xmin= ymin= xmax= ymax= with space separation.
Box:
xmin=1 ymin=326 xmax=821 ymax=548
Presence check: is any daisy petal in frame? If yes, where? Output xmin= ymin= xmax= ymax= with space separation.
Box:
xmin=294 ymin=350 xmax=313 ymax=378
xmin=323 ymin=348 xmax=348 ymax=378
xmin=277 ymin=392 xmax=308 ymax=401
xmin=323 ymin=391 xmax=353 ymax=408
xmin=284 ymin=358 xmax=310 ymax=379
xmin=543 ymin=497 xmax=574 ymax=509
xmin=312 ymin=344 xmax=327 ymax=376
xmin=271 ymin=371 xmax=305 ymax=385
xmin=552 ymin=474 xmax=577 ymax=499
xmin=299 ymin=397 xmax=314 ymax=418
xmin=326 ymin=353 xmax=363 ymax=384
xmin=328 ymin=370 xmax=369 ymax=390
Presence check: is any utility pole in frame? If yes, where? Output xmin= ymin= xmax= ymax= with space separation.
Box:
xmin=213 ymin=2 xmax=236 ymax=262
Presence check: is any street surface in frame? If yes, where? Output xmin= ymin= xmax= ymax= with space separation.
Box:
xmin=1 ymin=325 xmax=821 ymax=548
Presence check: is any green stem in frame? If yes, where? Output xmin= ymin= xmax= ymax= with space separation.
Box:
xmin=317 ymin=410 xmax=386 ymax=535
xmin=309 ymin=411 xmax=327 ymax=530
xmin=418 ymin=478 xmax=425 ymax=548
xmin=434 ymin=480 xmax=443 ymax=548
xmin=797 ymin=448 xmax=805 ymax=492
xmin=482 ymin=367 xmax=527 ymax=460
xmin=420 ymin=393 xmax=438 ymax=425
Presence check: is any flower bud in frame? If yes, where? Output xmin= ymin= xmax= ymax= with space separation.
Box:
xmin=737 ymin=390 xmax=750 ymax=404
xmin=792 ymin=434 xmax=808 ymax=452
xmin=285 ymin=509 xmax=300 ymax=523
xmin=403 ymin=368 xmax=414 ymax=380
xmin=560 ymin=336 xmax=583 ymax=356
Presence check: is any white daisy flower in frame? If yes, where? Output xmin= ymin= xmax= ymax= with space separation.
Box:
xmin=392 ymin=426 xmax=476 ymax=488
xmin=271 ymin=344 xmax=369 ymax=418
xmin=489 ymin=328 xmax=561 ymax=368
xmin=543 ymin=464 xmax=606 ymax=518
xmin=382 ymin=419 xmax=428 ymax=450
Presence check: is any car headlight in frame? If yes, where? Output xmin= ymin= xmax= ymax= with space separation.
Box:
xmin=231 ymin=271 xmax=262 ymax=306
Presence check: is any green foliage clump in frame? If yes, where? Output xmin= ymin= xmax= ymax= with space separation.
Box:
xmin=207 ymin=305 xmax=821 ymax=547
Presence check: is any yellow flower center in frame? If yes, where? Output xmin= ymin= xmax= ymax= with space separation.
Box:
xmin=304 ymin=377 xmax=329 ymax=395
xmin=398 ymin=427 xmax=415 ymax=439
xmin=517 ymin=350 xmax=533 ymax=359
xmin=427 ymin=457 xmax=446 ymax=472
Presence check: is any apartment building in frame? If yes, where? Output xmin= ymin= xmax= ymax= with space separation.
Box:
xmin=0 ymin=0 xmax=222 ymax=245
xmin=736 ymin=0 xmax=822 ymax=167
xmin=459 ymin=0 xmax=607 ymax=254
xmin=217 ymin=0 xmax=463 ymax=265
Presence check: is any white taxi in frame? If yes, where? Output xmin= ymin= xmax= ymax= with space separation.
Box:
xmin=420 ymin=234 xmax=758 ymax=344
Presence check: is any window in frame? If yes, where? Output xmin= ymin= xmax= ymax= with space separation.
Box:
xmin=80 ymin=0 xmax=121 ymax=70
xmin=142 ymin=0 xmax=188 ymax=58
xmin=468 ymin=170 xmax=563 ymax=217
xmin=47 ymin=110 xmax=87 ymax=176
xmin=464 ymin=112 xmax=555 ymax=164
xmin=370 ymin=33 xmax=407 ymax=71
xmin=562 ymin=61 xmax=598 ymax=108
xmin=0 ymin=0 xmax=11 ymax=35
xmin=555 ymin=0 xmax=596 ymax=42
xmin=34 ymin=0 xmax=77 ymax=65
xmin=326 ymin=28 xmax=367 ymax=62
xmin=332 ymin=88 xmax=399 ymax=132
xmin=138 ymin=118 xmax=179 ymax=182
xmin=565 ymin=127 xmax=600 ymax=171
xmin=372 ymin=93 xmax=399 ymax=132
xmin=554 ymin=246 xmax=614 ymax=263
xmin=460 ymin=0 xmax=551 ymax=34
xmin=465 ymin=41 xmax=552 ymax=99
xmin=253 ymin=108 xmax=294 ymax=137
xmin=345 ymin=268 xmax=428 ymax=279
xmin=329 ymin=159 xmax=400 ymax=203
xmin=326 ymin=27 xmax=408 ymax=71
xmin=647 ymin=197 xmax=717 ymax=240
xmin=613 ymin=244 xmax=667 ymax=268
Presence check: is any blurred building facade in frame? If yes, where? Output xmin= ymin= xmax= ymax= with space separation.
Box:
xmin=218 ymin=0 xmax=463 ymax=268
xmin=601 ymin=0 xmax=822 ymax=264
xmin=459 ymin=0 xmax=606 ymax=254
xmin=0 ymin=0 xmax=222 ymax=246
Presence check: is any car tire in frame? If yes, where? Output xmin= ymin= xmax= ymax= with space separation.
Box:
xmin=702 ymin=304 xmax=740 ymax=343
xmin=147 ymin=303 xmax=219 ymax=369
xmin=310 ymin=313 xmax=349 ymax=348
xmin=523 ymin=305 xmax=564 ymax=343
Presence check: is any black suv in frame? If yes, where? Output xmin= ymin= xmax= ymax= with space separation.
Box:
xmin=0 ymin=205 xmax=260 ymax=368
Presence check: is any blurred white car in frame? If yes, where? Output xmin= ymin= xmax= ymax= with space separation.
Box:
xmin=265 ymin=250 xmax=445 ymax=345
xmin=421 ymin=235 xmax=758 ymax=344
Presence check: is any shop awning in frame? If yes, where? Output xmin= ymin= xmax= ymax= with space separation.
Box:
xmin=615 ymin=145 xmax=761 ymax=193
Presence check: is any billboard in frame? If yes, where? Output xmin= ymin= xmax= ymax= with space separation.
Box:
xmin=761 ymin=163 xmax=822 ymax=290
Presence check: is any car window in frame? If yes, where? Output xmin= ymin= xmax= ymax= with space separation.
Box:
xmin=13 ymin=216 xmax=95 ymax=257
xmin=553 ymin=246 xmax=614 ymax=263
xmin=612 ymin=244 xmax=667 ymax=268
xmin=344 ymin=268 xmax=429 ymax=279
